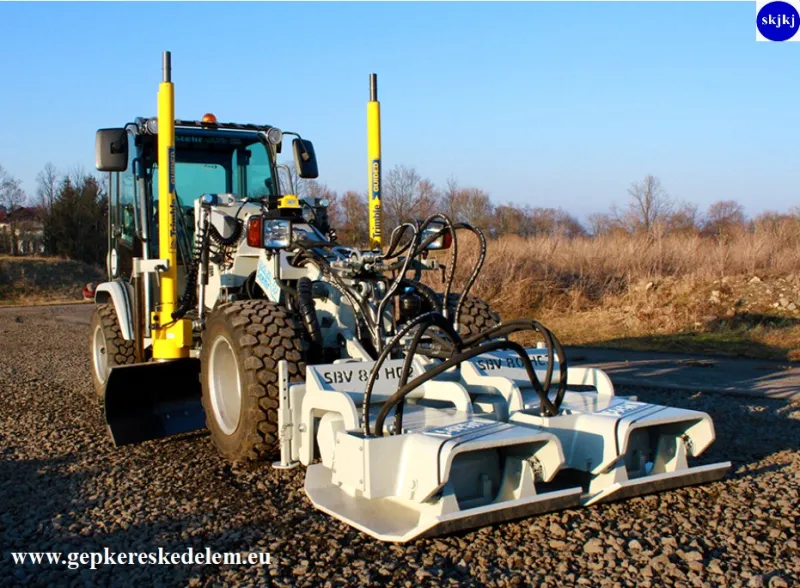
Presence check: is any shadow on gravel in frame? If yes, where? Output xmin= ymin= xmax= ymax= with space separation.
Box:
xmin=631 ymin=388 xmax=800 ymax=467
xmin=0 ymin=452 xmax=260 ymax=585
xmin=1 ymin=454 xmax=89 ymax=578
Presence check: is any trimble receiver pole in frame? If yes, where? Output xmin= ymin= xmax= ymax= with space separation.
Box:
xmin=152 ymin=51 xmax=191 ymax=359
xmin=367 ymin=73 xmax=383 ymax=250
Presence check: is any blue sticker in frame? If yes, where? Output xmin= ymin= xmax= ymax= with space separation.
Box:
xmin=370 ymin=159 xmax=381 ymax=201
xmin=255 ymin=257 xmax=281 ymax=303
xmin=598 ymin=401 xmax=646 ymax=418
xmin=424 ymin=419 xmax=495 ymax=438
xmin=758 ymin=1 xmax=799 ymax=41
xmin=168 ymin=147 xmax=176 ymax=193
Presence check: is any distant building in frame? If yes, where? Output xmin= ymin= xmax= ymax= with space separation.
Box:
xmin=0 ymin=207 xmax=45 ymax=255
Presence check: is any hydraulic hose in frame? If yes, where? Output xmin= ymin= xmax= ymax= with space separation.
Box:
xmin=392 ymin=313 xmax=465 ymax=434
xmin=292 ymin=248 xmax=371 ymax=346
xmin=362 ymin=311 xmax=464 ymax=436
xmin=415 ymin=214 xmax=457 ymax=317
xmin=451 ymin=222 xmax=487 ymax=327
xmin=463 ymin=318 xmax=568 ymax=410
xmin=297 ymin=276 xmax=323 ymax=348
xmin=383 ymin=223 xmax=415 ymax=260
xmin=209 ymin=218 xmax=244 ymax=247
xmin=399 ymin=279 xmax=442 ymax=313
xmin=376 ymin=223 xmax=419 ymax=352
xmin=172 ymin=210 xmax=211 ymax=320
xmin=397 ymin=222 xmax=486 ymax=329
xmin=374 ymin=338 xmax=561 ymax=437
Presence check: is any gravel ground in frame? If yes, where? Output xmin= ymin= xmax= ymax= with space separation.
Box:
xmin=1 ymin=306 xmax=798 ymax=587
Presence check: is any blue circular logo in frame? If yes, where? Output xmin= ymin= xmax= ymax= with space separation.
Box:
xmin=757 ymin=1 xmax=799 ymax=41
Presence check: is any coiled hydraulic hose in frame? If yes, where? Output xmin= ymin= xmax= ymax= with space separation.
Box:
xmin=172 ymin=212 xmax=211 ymax=320
xmin=290 ymin=242 xmax=373 ymax=346
xmin=394 ymin=220 xmax=487 ymax=329
xmin=416 ymin=215 xmax=457 ymax=317
xmin=296 ymin=277 xmax=323 ymax=348
xmin=209 ymin=218 xmax=244 ymax=247
xmin=398 ymin=279 xmax=442 ymax=313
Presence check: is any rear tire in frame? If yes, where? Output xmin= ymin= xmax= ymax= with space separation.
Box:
xmin=440 ymin=293 xmax=501 ymax=338
xmin=411 ymin=282 xmax=501 ymax=338
xmin=90 ymin=304 xmax=135 ymax=400
xmin=200 ymin=299 xmax=306 ymax=462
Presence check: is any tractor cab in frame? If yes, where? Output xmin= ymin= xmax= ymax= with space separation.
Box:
xmin=99 ymin=117 xmax=302 ymax=282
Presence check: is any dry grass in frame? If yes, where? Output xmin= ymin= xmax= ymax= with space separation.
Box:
xmin=428 ymin=227 xmax=800 ymax=361
xmin=0 ymin=255 xmax=103 ymax=306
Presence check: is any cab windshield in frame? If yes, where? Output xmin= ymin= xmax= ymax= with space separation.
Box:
xmin=151 ymin=129 xmax=277 ymax=206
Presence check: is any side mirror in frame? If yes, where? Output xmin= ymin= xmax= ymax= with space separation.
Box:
xmin=96 ymin=128 xmax=128 ymax=172
xmin=293 ymin=139 xmax=319 ymax=179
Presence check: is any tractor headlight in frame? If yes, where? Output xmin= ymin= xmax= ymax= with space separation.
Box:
xmin=263 ymin=219 xmax=292 ymax=249
xmin=266 ymin=127 xmax=283 ymax=145
xmin=319 ymin=198 xmax=329 ymax=208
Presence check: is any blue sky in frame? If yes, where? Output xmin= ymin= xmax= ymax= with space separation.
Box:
xmin=0 ymin=2 xmax=797 ymax=221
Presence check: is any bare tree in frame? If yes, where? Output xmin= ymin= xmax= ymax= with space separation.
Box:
xmin=336 ymin=190 xmax=369 ymax=246
xmin=382 ymin=165 xmax=440 ymax=230
xmin=275 ymin=160 xmax=307 ymax=199
xmin=0 ymin=164 xmax=28 ymax=255
xmin=457 ymin=187 xmax=493 ymax=228
xmin=665 ymin=202 xmax=700 ymax=234
xmin=35 ymin=163 xmax=59 ymax=212
xmin=525 ymin=207 xmax=585 ymax=237
xmin=440 ymin=176 xmax=462 ymax=222
xmin=491 ymin=204 xmax=527 ymax=237
xmin=0 ymin=164 xmax=27 ymax=210
xmin=703 ymin=200 xmax=745 ymax=236
xmin=439 ymin=177 xmax=493 ymax=228
xmin=587 ymin=212 xmax=619 ymax=236
xmin=623 ymin=174 xmax=672 ymax=233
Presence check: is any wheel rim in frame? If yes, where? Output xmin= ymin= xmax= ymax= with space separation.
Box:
xmin=208 ymin=334 xmax=242 ymax=435
xmin=92 ymin=324 xmax=109 ymax=384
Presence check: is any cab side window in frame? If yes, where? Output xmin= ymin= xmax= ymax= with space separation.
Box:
xmin=118 ymin=131 xmax=137 ymax=243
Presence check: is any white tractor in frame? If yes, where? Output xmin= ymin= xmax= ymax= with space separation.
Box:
xmin=90 ymin=52 xmax=730 ymax=542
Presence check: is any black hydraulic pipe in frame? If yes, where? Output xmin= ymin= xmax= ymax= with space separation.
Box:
xmin=362 ymin=311 xmax=464 ymax=436
xmin=297 ymin=277 xmax=323 ymax=348
xmin=374 ymin=339 xmax=561 ymax=437
xmin=392 ymin=314 xmax=464 ymax=434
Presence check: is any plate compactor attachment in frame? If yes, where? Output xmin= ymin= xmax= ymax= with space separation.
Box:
xmin=284 ymin=359 xmax=583 ymax=542
xmin=270 ymin=336 xmax=730 ymax=542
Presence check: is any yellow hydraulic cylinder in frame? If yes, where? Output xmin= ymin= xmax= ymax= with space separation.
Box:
xmin=152 ymin=51 xmax=191 ymax=359
xmin=367 ymin=73 xmax=383 ymax=250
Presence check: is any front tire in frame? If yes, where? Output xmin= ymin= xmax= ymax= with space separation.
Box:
xmin=89 ymin=303 xmax=135 ymax=400
xmin=200 ymin=299 xmax=306 ymax=462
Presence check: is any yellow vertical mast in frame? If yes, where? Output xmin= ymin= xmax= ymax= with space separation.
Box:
xmin=367 ymin=73 xmax=383 ymax=250
xmin=153 ymin=51 xmax=191 ymax=359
